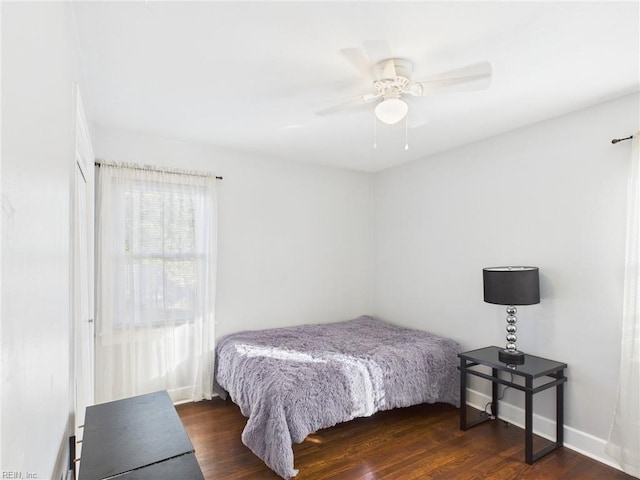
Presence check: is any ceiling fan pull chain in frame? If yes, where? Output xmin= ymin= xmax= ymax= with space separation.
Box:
xmin=404 ymin=115 xmax=409 ymax=150
xmin=373 ymin=112 xmax=378 ymax=149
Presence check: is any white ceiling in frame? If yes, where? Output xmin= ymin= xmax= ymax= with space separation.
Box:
xmin=73 ymin=1 xmax=640 ymax=173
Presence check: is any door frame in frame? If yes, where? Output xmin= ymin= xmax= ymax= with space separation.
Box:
xmin=71 ymin=85 xmax=95 ymax=466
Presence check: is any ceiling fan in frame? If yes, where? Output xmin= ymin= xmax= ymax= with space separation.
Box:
xmin=317 ymin=45 xmax=492 ymax=126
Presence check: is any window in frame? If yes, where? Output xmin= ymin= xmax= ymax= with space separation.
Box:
xmin=119 ymin=183 xmax=205 ymax=327
xmin=95 ymin=162 xmax=217 ymax=403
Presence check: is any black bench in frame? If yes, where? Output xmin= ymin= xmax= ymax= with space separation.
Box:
xmin=78 ymin=391 xmax=203 ymax=479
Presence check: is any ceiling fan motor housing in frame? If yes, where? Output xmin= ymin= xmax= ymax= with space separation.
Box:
xmin=374 ymin=58 xmax=413 ymax=81
xmin=373 ymin=58 xmax=420 ymax=98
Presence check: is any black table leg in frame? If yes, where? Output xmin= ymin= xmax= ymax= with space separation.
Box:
xmin=557 ymin=376 xmax=564 ymax=446
xmin=525 ymin=377 xmax=534 ymax=464
xmin=460 ymin=357 xmax=467 ymax=430
xmin=491 ymin=368 xmax=499 ymax=417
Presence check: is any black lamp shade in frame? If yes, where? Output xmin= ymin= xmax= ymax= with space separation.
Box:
xmin=483 ymin=267 xmax=540 ymax=306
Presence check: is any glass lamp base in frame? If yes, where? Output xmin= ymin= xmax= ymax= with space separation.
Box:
xmin=499 ymin=349 xmax=525 ymax=365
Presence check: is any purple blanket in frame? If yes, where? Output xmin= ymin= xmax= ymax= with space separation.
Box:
xmin=214 ymin=315 xmax=460 ymax=479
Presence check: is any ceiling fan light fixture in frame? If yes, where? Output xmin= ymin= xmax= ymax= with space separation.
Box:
xmin=375 ymin=98 xmax=408 ymax=125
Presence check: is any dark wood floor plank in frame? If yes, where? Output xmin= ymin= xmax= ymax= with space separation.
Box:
xmin=176 ymin=398 xmax=633 ymax=480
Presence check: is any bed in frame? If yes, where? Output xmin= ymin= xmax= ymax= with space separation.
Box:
xmin=213 ymin=315 xmax=460 ymax=479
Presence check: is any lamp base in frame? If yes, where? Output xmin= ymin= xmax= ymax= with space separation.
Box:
xmin=499 ymin=349 xmax=525 ymax=365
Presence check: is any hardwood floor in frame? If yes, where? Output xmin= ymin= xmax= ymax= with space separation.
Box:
xmin=176 ymin=398 xmax=632 ymax=479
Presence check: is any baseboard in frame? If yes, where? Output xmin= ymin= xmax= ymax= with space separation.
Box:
xmin=466 ymin=388 xmax=624 ymax=472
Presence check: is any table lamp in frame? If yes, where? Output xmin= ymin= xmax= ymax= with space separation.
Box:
xmin=483 ymin=266 xmax=540 ymax=365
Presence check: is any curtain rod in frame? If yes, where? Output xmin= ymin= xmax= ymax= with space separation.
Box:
xmin=611 ymin=135 xmax=634 ymax=144
xmin=95 ymin=161 xmax=222 ymax=180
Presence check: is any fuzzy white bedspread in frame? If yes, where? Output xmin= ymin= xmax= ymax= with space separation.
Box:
xmin=214 ymin=315 xmax=460 ymax=479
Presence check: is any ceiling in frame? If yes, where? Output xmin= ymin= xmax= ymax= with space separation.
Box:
xmin=73 ymin=1 xmax=640 ymax=173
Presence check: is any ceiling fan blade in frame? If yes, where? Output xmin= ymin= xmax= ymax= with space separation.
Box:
xmin=413 ymin=62 xmax=492 ymax=95
xmin=315 ymin=93 xmax=381 ymax=116
xmin=363 ymin=40 xmax=394 ymax=80
xmin=339 ymin=47 xmax=374 ymax=78
xmin=363 ymin=40 xmax=392 ymax=63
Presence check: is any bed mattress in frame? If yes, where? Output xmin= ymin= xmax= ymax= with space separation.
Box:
xmin=214 ymin=315 xmax=460 ymax=479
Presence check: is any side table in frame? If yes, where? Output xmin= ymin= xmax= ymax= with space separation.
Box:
xmin=459 ymin=346 xmax=567 ymax=464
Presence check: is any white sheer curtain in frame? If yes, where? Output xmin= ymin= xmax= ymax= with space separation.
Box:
xmin=95 ymin=162 xmax=217 ymax=404
xmin=606 ymin=132 xmax=640 ymax=478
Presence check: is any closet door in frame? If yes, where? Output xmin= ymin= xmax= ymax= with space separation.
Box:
xmin=73 ymin=88 xmax=95 ymax=463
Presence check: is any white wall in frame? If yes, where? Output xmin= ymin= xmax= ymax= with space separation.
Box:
xmin=93 ymin=127 xmax=374 ymax=338
xmin=373 ymin=92 xmax=639 ymax=467
xmin=1 ymin=3 xmax=85 ymax=479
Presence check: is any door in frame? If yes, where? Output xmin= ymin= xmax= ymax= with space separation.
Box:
xmin=73 ymin=88 xmax=95 ymax=462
